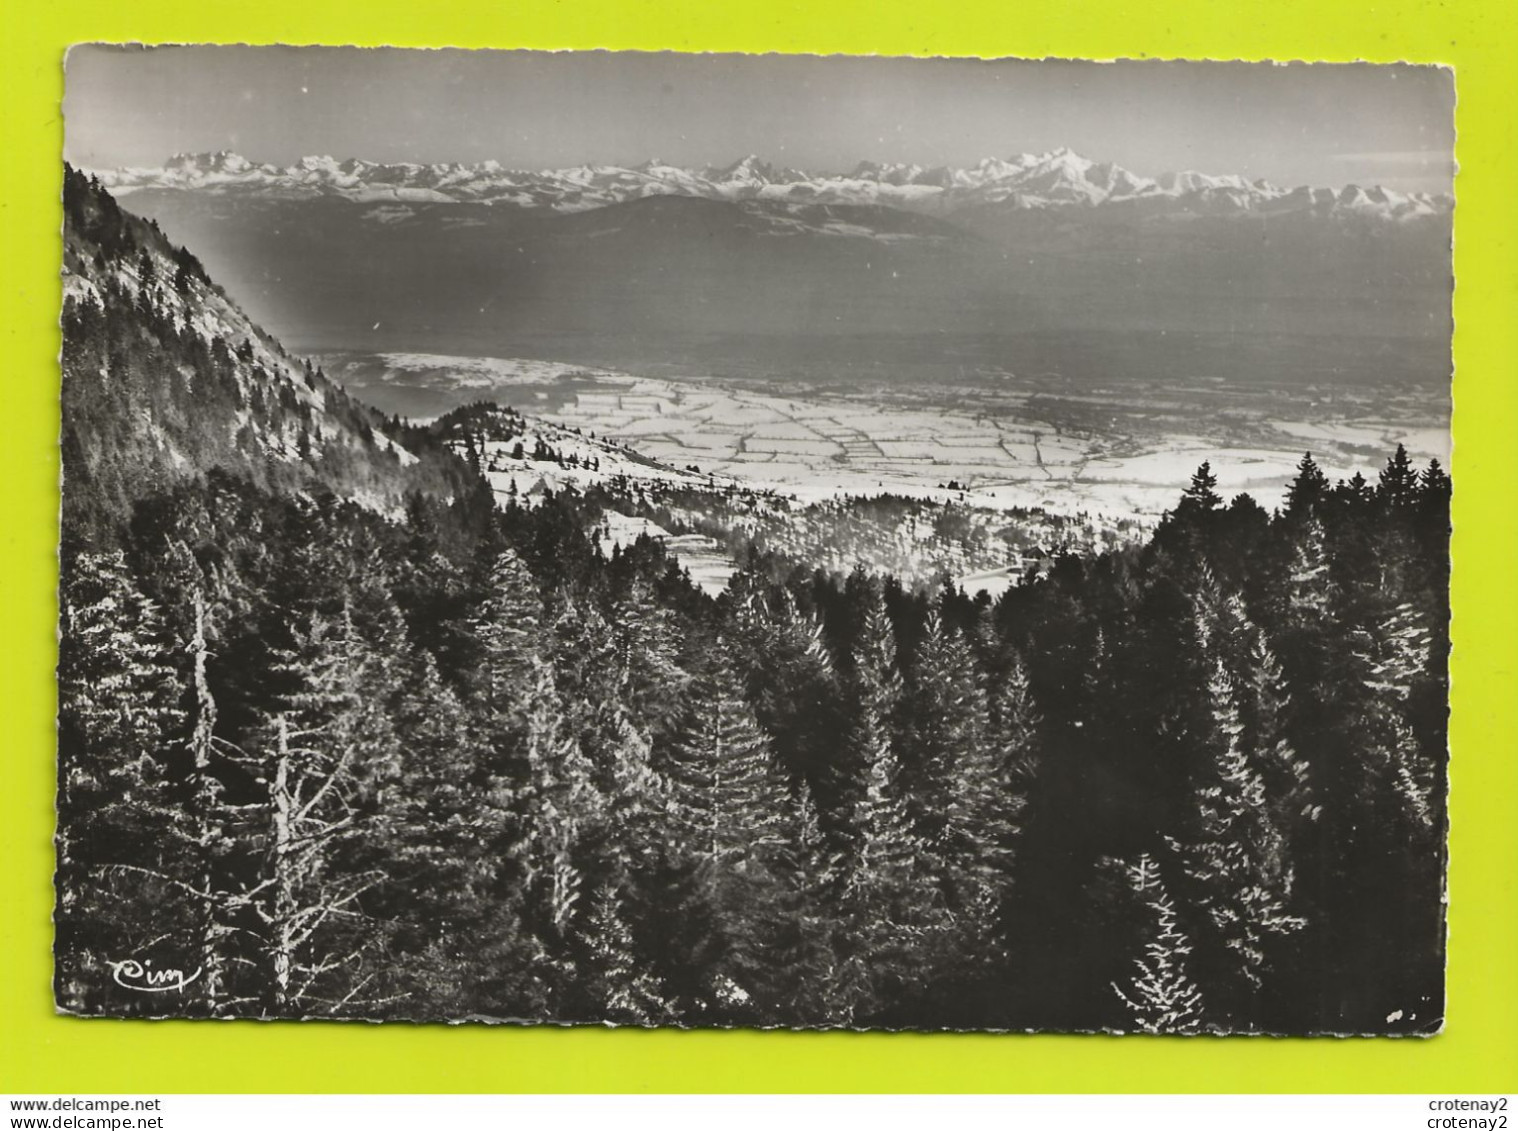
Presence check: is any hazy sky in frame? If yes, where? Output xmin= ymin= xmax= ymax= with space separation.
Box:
xmin=64 ymin=47 xmax=1455 ymax=192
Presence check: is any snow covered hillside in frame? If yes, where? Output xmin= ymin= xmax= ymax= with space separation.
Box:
xmin=60 ymin=166 xmax=478 ymax=531
xmin=429 ymin=402 xmax=1134 ymax=598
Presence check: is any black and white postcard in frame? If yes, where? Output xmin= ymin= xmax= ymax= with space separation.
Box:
xmin=56 ymin=48 xmax=1452 ymax=1033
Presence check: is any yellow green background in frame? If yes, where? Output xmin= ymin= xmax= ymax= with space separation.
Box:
xmin=3 ymin=0 xmax=1515 ymax=1095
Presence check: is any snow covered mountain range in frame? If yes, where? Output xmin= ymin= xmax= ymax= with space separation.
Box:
xmin=94 ymin=147 xmax=1450 ymax=221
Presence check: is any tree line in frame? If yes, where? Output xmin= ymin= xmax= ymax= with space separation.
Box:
xmin=57 ymin=448 xmax=1448 ymax=1032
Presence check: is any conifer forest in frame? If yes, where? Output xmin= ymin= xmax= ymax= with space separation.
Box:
xmin=56 ymin=165 xmax=1449 ymax=1035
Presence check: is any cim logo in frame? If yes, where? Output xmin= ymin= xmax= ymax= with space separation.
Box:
xmin=107 ymin=957 xmax=202 ymax=994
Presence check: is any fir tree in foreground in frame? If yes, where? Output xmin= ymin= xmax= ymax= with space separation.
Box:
xmin=1110 ymin=854 xmax=1208 ymax=1034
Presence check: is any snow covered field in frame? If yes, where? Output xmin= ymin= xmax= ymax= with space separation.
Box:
xmin=335 ymin=351 xmax=1450 ymax=519
xmin=597 ymin=512 xmax=737 ymax=597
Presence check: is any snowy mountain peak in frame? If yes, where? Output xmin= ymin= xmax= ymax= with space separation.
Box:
xmin=848 ymin=160 xmax=926 ymax=184
xmin=1036 ymin=145 xmax=1087 ymax=166
xmin=704 ymin=154 xmax=803 ymax=186
xmin=94 ymin=149 xmax=1451 ymax=221
xmin=167 ymin=150 xmax=253 ymax=174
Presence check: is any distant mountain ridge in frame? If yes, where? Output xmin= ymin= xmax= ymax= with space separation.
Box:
xmin=93 ymin=146 xmax=1450 ymax=222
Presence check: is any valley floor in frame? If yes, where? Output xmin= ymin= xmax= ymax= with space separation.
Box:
xmin=318 ymin=349 xmax=1451 ymax=518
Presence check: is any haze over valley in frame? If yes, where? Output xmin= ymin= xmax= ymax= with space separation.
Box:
xmin=95 ymin=144 xmax=1453 ymax=529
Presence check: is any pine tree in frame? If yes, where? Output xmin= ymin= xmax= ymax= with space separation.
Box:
xmin=244 ymin=607 xmax=403 ymax=1017
xmin=1110 ymin=854 xmax=1208 ymax=1034
xmin=835 ymin=672 xmax=944 ymax=1021
xmin=822 ymin=584 xmax=958 ymax=1021
xmin=1417 ymin=459 xmax=1452 ymax=534
xmin=1190 ymin=571 xmax=1315 ymax=828
xmin=576 ymin=882 xmax=673 ymax=1025
xmin=515 ymin=661 xmax=606 ymax=955
xmin=547 ymin=594 xmax=622 ymax=725
xmin=828 ymin=580 xmax=903 ymax=846
xmin=985 ymin=651 xmax=1041 ymax=863
xmin=468 ymin=545 xmax=543 ymax=724
xmin=770 ymin=781 xmax=847 ymax=1025
xmin=55 ymin=551 xmax=191 ymax=1013
xmin=904 ymin=607 xmax=1005 ymax=914
xmin=1378 ymin=444 xmax=1420 ymax=510
xmin=1238 ymin=628 xmax=1317 ymax=827
xmin=1341 ymin=471 xmax=1373 ymax=505
xmin=655 ymin=645 xmax=798 ymax=1018
xmin=183 ymin=585 xmax=235 ymax=1014
xmin=1167 ymin=662 xmax=1303 ymax=1015
xmin=1350 ymin=601 xmax=1432 ymax=704
xmin=1180 ymin=461 xmax=1223 ymax=513
xmin=1336 ymin=600 xmax=1441 ymax=840
xmin=1285 ymin=516 xmax=1335 ymax=627
xmin=729 ymin=580 xmax=843 ymax=790
xmin=609 ymin=574 xmax=689 ymax=741
xmin=382 ymin=650 xmax=517 ymax=1017
xmin=593 ymin=707 xmax=666 ymax=859
xmin=57 ymin=551 xmax=184 ymax=788
xmin=1285 ymin=453 xmax=1329 ymax=518
xmin=664 ymin=647 xmax=796 ymax=859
